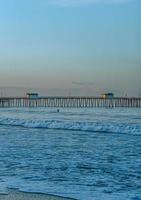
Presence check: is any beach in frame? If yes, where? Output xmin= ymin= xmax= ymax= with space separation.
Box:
xmin=0 ymin=189 xmax=76 ymax=200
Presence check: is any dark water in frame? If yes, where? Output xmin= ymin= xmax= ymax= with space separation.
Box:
xmin=0 ymin=108 xmax=141 ymax=200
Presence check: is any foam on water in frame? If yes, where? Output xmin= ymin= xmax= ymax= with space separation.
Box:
xmin=0 ymin=117 xmax=140 ymax=135
xmin=0 ymin=108 xmax=141 ymax=200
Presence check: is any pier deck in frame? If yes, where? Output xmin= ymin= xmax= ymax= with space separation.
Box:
xmin=0 ymin=97 xmax=141 ymax=108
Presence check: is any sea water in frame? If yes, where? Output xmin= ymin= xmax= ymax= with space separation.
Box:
xmin=0 ymin=108 xmax=141 ymax=200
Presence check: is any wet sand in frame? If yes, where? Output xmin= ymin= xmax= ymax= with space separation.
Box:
xmin=0 ymin=189 xmax=77 ymax=200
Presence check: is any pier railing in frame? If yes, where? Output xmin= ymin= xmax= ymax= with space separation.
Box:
xmin=0 ymin=97 xmax=141 ymax=108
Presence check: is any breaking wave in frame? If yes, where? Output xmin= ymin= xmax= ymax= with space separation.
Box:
xmin=0 ymin=117 xmax=140 ymax=134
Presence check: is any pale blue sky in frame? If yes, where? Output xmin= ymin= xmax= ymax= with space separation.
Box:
xmin=0 ymin=0 xmax=141 ymax=96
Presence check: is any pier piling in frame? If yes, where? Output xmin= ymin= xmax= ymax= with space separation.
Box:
xmin=0 ymin=97 xmax=141 ymax=108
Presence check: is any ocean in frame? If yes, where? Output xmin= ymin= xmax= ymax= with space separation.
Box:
xmin=0 ymin=108 xmax=141 ymax=200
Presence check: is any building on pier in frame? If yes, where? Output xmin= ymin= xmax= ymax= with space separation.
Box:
xmin=0 ymin=96 xmax=141 ymax=108
xmin=101 ymin=93 xmax=114 ymax=99
xmin=26 ymin=93 xmax=39 ymax=99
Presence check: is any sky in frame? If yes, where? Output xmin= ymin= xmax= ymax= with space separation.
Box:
xmin=0 ymin=0 xmax=141 ymax=96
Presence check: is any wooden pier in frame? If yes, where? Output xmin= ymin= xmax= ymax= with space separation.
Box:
xmin=0 ymin=97 xmax=141 ymax=108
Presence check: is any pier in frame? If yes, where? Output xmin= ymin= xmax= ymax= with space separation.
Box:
xmin=0 ymin=97 xmax=141 ymax=108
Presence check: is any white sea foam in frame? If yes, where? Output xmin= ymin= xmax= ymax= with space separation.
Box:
xmin=0 ymin=117 xmax=140 ymax=134
xmin=0 ymin=108 xmax=141 ymax=200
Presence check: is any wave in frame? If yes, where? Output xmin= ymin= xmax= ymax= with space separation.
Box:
xmin=0 ymin=117 xmax=140 ymax=134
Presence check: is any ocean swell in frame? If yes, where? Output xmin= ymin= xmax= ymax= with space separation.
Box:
xmin=0 ymin=118 xmax=140 ymax=134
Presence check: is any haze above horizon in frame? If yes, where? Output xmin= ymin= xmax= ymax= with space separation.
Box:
xmin=0 ymin=0 xmax=141 ymax=96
